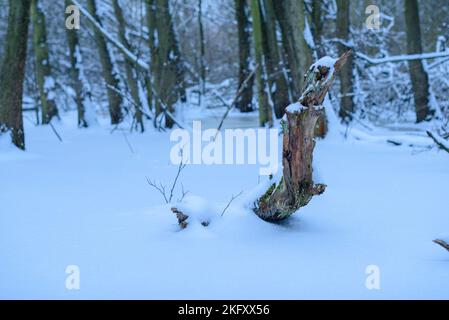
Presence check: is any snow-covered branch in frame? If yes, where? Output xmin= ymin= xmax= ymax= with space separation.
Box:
xmin=71 ymin=0 xmax=150 ymax=71
xmin=356 ymin=51 xmax=449 ymax=65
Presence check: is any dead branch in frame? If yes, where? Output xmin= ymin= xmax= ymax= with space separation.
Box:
xmin=427 ymin=131 xmax=449 ymax=153
xmin=146 ymin=177 xmax=169 ymax=203
xmin=168 ymin=161 xmax=187 ymax=204
xmin=221 ymin=191 xmax=244 ymax=217
xmin=177 ymin=183 xmax=189 ymax=203
xmin=433 ymin=239 xmax=449 ymax=252
xmin=122 ymin=131 xmax=135 ymax=154
xmin=48 ymin=121 xmax=63 ymax=143
xmin=213 ymin=65 xmax=258 ymax=139
xmin=146 ymin=151 xmax=187 ymax=204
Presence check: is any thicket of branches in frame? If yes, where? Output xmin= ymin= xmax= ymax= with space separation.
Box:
xmin=0 ymin=0 xmax=448 ymax=150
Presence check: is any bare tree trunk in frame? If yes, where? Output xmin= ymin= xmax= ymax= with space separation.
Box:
xmin=0 ymin=0 xmax=31 ymax=150
xmin=260 ymin=0 xmax=289 ymax=119
xmin=198 ymin=0 xmax=206 ymax=97
xmin=404 ymin=0 xmax=432 ymax=122
xmin=255 ymin=52 xmax=351 ymax=222
xmin=31 ymin=0 xmax=58 ymax=124
xmin=145 ymin=0 xmax=158 ymax=121
xmin=311 ymin=0 xmax=325 ymax=57
xmin=336 ymin=0 xmax=355 ymax=123
xmin=87 ymin=0 xmax=123 ymax=125
xmin=151 ymin=0 xmax=186 ymax=128
xmin=112 ymin=0 xmax=144 ymax=132
xmin=273 ymin=0 xmax=312 ymax=98
xmin=65 ymin=0 xmax=92 ymax=128
xmin=250 ymin=0 xmax=272 ymax=127
xmin=234 ymin=0 xmax=254 ymax=113
xmin=310 ymin=0 xmax=327 ymax=138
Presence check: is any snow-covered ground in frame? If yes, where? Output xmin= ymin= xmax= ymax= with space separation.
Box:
xmin=1 ymin=110 xmax=448 ymax=299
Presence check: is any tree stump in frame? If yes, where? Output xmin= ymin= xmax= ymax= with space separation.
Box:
xmin=254 ymin=51 xmax=351 ymax=222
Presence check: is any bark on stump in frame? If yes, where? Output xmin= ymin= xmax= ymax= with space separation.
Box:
xmin=254 ymin=51 xmax=351 ymax=222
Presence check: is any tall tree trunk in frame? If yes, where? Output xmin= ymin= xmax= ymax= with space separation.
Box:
xmin=0 ymin=0 xmax=31 ymax=150
xmin=311 ymin=0 xmax=325 ymax=58
xmin=234 ymin=0 xmax=254 ymax=113
xmin=31 ymin=0 xmax=58 ymax=124
xmin=255 ymin=52 xmax=351 ymax=222
xmin=404 ymin=0 xmax=432 ymax=122
xmin=145 ymin=0 xmax=158 ymax=120
xmin=250 ymin=0 xmax=272 ymax=127
xmin=86 ymin=0 xmax=123 ymax=125
xmin=149 ymin=0 xmax=186 ymax=128
xmin=65 ymin=0 xmax=93 ymax=128
xmin=336 ymin=0 xmax=355 ymax=123
xmin=112 ymin=0 xmax=144 ymax=132
xmin=310 ymin=0 xmax=327 ymax=137
xmin=273 ymin=0 xmax=312 ymax=98
xmin=198 ymin=0 xmax=206 ymax=97
xmin=260 ymin=0 xmax=290 ymax=119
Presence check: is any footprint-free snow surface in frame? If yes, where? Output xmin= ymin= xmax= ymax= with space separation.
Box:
xmin=1 ymin=113 xmax=448 ymax=299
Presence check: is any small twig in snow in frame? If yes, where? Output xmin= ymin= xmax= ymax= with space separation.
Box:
xmin=146 ymin=177 xmax=169 ymax=204
xmin=49 ymin=121 xmax=63 ymax=142
xmin=177 ymin=183 xmax=189 ymax=203
xmin=221 ymin=191 xmax=243 ymax=217
xmin=122 ymin=131 xmax=135 ymax=154
xmin=168 ymin=160 xmax=187 ymax=203
xmin=146 ymin=150 xmax=187 ymax=204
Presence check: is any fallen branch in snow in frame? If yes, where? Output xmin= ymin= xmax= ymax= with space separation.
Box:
xmin=427 ymin=131 xmax=449 ymax=154
xmin=254 ymin=52 xmax=351 ymax=222
xmin=220 ymin=191 xmax=243 ymax=217
xmin=433 ymin=239 xmax=449 ymax=252
xmin=213 ymin=65 xmax=258 ymax=140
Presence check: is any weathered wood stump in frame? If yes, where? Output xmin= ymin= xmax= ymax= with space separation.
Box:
xmin=254 ymin=51 xmax=351 ymax=222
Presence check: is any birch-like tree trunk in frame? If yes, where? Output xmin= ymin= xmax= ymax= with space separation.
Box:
xmin=234 ymin=0 xmax=254 ymax=113
xmin=31 ymin=0 xmax=58 ymax=124
xmin=404 ymin=0 xmax=432 ymax=122
xmin=87 ymin=0 xmax=123 ymax=125
xmin=0 ymin=0 xmax=31 ymax=150
xmin=112 ymin=0 xmax=144 ymax=132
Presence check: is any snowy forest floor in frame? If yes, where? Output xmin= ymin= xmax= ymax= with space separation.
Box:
xmin=1 ymin=108 xmax=449 ymax=299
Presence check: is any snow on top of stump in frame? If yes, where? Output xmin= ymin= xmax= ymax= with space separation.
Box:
xmin=286 ymin=102 xmax=306 ymax=113
xmin=313 ymin=56 xmax=337 ymax=68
